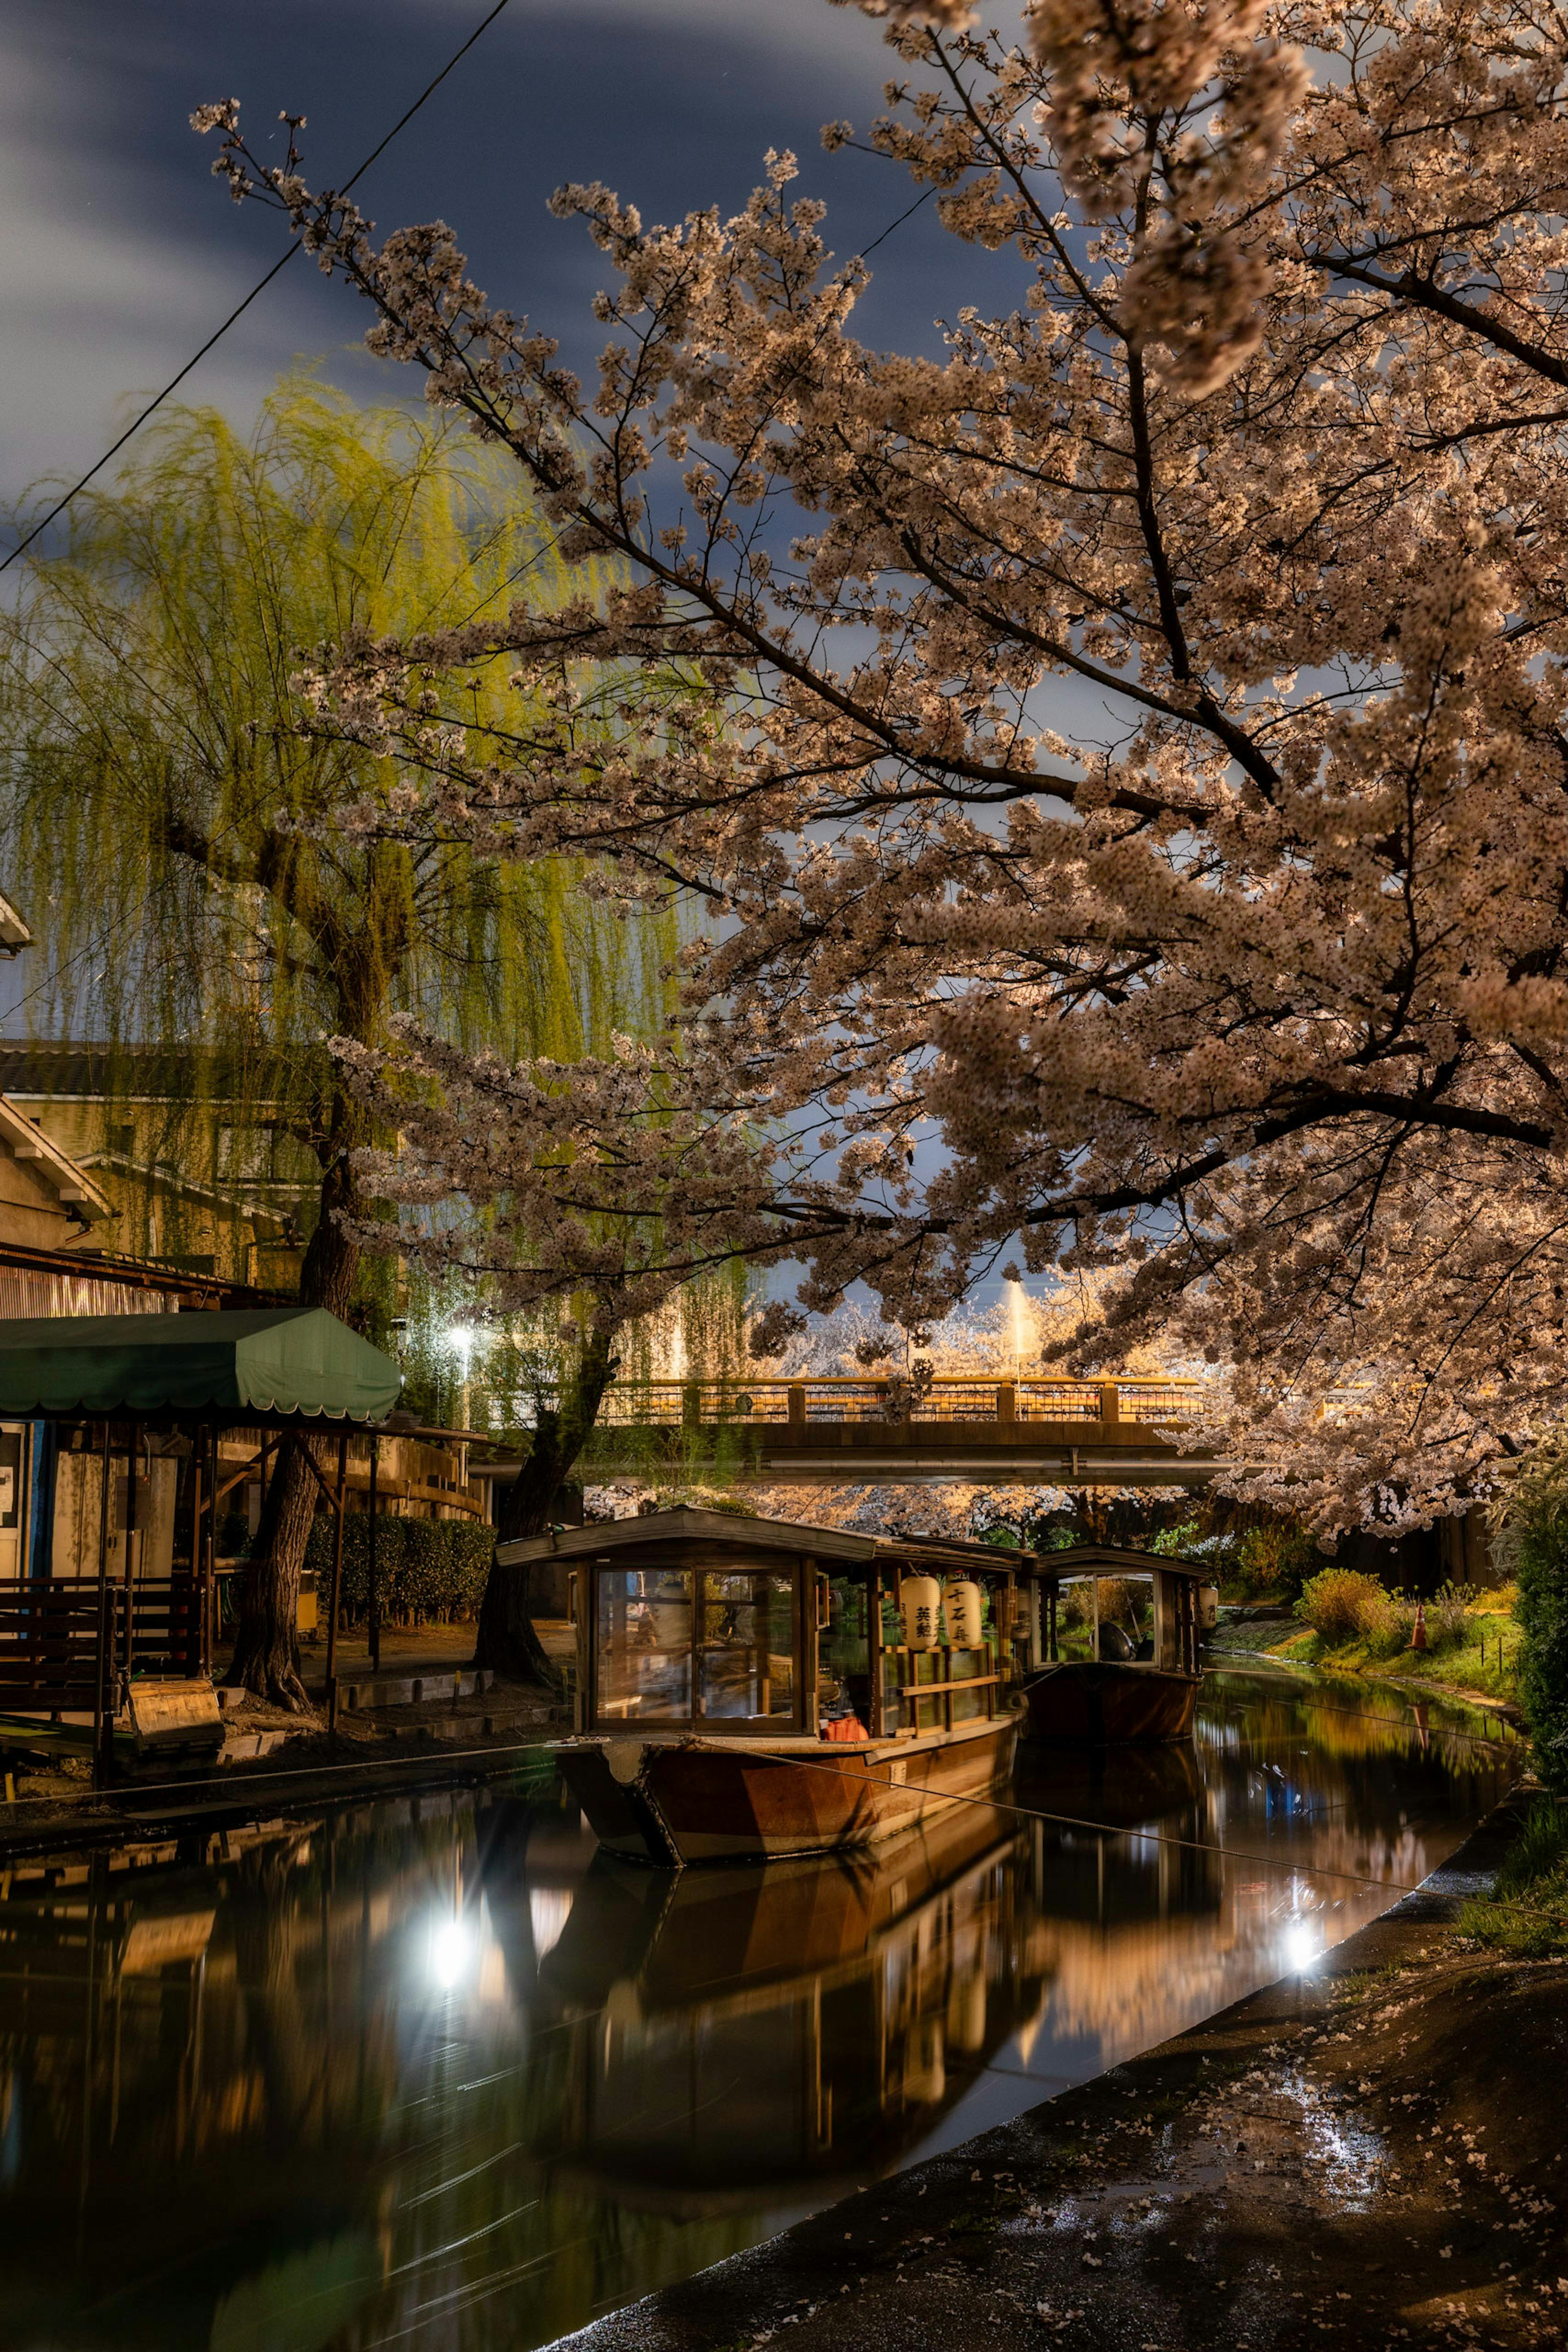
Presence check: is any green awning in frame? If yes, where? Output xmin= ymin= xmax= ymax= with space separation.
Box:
xmin=0 ymin=1308 xmax=402 ymax=1422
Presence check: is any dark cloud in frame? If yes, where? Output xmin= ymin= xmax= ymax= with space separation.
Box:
xmin=2 ymin=0 xmax=1022 ymax=502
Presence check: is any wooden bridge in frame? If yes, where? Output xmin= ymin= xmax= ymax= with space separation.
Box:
xmin=575 ymin=1375 xmax=1218 ymax=1488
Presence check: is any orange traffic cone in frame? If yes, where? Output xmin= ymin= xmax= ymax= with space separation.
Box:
xmin=1410 ymin=1601 xmax=1429 ymax=1652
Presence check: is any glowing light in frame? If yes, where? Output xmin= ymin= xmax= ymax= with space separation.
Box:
xmin=1006 ymin=1279 xmax=1031 ymax=1376
xmin=1281 ymin=1918 xmax=1321 ymax=1974
xmin=445 ymin=1323 xmax=478 ymax=1373
xmin=429 ymin=1916 xmax=474 ymax=1991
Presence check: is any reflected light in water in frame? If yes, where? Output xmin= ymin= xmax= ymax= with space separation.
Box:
xmin=530 ymin=1886 xmax=574 ymax=1963
xmin=0 ymin=1667 xmax=1517 ymax=2352
xmin=429 ymin=1915 xmax=475 ymax=1991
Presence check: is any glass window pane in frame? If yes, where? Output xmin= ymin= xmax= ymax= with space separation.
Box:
xmin=595 ymin=1569 xmax=692 ymax=1723
xmin=697 ymin=1572 xmax=794 ymax=1721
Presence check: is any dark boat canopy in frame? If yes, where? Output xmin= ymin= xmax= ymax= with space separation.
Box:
xmin=498 ymin=1507 xmax=1212 ymax=1585
xmin=1026 ymin=1543 xmax=1214 ymax=1583
xmin=497 ymin=1505 xmax=1036 ymax=1577
xmin=0 ymin=1307 xmax=402 ymax=1425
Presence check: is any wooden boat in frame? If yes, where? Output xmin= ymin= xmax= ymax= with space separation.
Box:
xmin=1020 ymin=1658 xmax=1200 ymax=1744
xmin=495 ymin=1507 xmax=1028 ymax=1866
xmin=1014 ymin=1544 xmax=1214 ymax=1746
xmin=555 ymin=1715 xmax=1016 ymax=1866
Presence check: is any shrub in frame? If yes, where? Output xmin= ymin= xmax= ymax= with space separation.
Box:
xmin=1360 ymin=1586 xmax=1417 ymax=1659
xmin=1238 ymin=1518 xmax=1319 ymax=1599
xmin=1295 ymin=1567 xmax=1388 ymax=1645
xmin=1425 ymin=1580 xmax=1477 ymax=1653
xmin=1492 ymin=1440 xmax=1568 ymax=1794
xmin=303 ymin=1513 xmax=494 ymax=1626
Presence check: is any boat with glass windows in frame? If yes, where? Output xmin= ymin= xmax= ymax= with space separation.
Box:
xmin=1016 ymin=1545 xmax=1216 ymax=1744
xmin=495 ymin=1508 xmax=1027 ymax=1865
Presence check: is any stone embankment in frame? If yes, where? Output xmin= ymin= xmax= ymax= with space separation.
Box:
xmin=557 ymin=1799 xmax=1567 ymax=2352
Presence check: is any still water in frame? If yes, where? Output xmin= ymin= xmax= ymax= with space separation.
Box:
xmin=0 ymin=1668 xmax=1519 ymax=2351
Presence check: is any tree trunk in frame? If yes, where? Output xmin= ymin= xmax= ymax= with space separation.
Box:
xmin=474 ymin=1328 xmax=615 ymax=1684
xmin=227 ymin=1135 xmax=361 ymax=1709
xmin=227 ymin=1436 xmax=325 ymax=1710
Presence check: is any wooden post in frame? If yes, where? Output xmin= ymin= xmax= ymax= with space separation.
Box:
xmin=802 ymin=1555 xmax=819 ymax=1735
xmin=205 ymin=1426 xmax=218 ymax=1676
xmin=187 ymin=1432 xmax=203 ymax=1679
xmin=866 ymin=1566 xmax=881 ymax=1735
xmin=1091 ymin=1574 xmax=1100 ymax=1663
xmin=121 ymin=1420 xmax=138 ymax=1674
xmin=573 ymin=1567 xmax=588 ymax=1733
xmin=326 ymin=1429 xmax=348 ymax=1734
xmin=93 ymin=1422 xmax=114 ymax=1788
xmin=368 ymin=1433 xmax=381 ymax=1679
xmin=892 ymin=1559 xmax=906 ymax=1729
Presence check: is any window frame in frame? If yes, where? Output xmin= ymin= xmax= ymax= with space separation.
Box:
xmin=586 ymin=1552 xmax=806 ymax=1737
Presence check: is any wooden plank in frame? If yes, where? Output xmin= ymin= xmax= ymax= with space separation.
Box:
xmin=895 ymin=1672 xmax=1002 ymax=1697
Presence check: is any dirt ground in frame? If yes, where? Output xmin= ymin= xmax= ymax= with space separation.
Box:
xmin=557 ymin=1802 xmax=1568 ymax=2352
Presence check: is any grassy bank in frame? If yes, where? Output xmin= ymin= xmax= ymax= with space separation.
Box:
xmin=1213 ymin=1587 xmax=1524 ymax=1710
xmin=1459 ymin=1797 xmax=1568 ymax=1958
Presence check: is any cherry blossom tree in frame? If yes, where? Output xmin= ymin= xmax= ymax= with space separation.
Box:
xmin=192 ymin=0 xmax=1565 ymax=1536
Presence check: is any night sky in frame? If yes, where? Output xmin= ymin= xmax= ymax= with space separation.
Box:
xmin=2 ymin=0 xmax=1024 ymax=506
xmin=2 ymin=0 xmax=1040 ymax=1300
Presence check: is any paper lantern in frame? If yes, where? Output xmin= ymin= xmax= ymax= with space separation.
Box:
xmin=901 ymin=1575 xmax=942 ymax=1654
xmin=943 ymin=1579 xmax=984 ymax=1649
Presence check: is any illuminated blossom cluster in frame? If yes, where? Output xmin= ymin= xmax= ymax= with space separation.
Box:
xmin=194 ymin=0 xmax=1564 ymax=1533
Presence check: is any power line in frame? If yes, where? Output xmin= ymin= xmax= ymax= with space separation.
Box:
xmin=0 ymin=0 xmax=517 ymax=579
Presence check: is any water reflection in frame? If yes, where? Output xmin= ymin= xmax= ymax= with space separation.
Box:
xmin=0 ymin=1670 xmax=1519 ymax=2352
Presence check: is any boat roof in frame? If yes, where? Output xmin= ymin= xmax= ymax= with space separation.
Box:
xmin=497 ymin=1509 xmax=1211 ymax=1580
xmin=1028 ymin=1543 xmax=1212 ymax=1582
xmin=497 ymin=1506 xmax=1037 ymax=1574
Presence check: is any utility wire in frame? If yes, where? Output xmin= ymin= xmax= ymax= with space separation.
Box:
xmin=0 ymin=0 xmax=517 ymax=578
xmin=0 ymin=1723 xmax=1520 ymax=1916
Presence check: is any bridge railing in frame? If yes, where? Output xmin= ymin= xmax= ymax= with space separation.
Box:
xmin=586 ymin=1375 xmax=1202 ymax=1430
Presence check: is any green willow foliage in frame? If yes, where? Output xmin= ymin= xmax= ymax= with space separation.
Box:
xmin=0 ymin=372 xmax=673 ymax=1293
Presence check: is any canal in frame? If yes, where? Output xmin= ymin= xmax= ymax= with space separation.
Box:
xmin=0 ymin=1668 xmax=1520 ymax=2351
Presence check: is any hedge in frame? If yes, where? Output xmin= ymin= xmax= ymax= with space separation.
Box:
xmin=303 ymin=1514 xmax=494 ymax=1626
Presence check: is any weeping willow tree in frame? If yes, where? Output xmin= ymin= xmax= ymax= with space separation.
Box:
xmin=0 ymin=373 xmax=674 ymax=1704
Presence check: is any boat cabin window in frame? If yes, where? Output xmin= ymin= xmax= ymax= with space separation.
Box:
xmin=593 ymin=1566 xmax=796 ymax=1729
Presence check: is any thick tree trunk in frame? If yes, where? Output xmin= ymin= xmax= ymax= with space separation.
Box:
xmin=474 ymin=1329 xmax=615 ymax=1683
xmin=227 ymin=1136 xmax=361 ymax=1709
xmin=227 ymin=1437 xmax=324 ymax=1710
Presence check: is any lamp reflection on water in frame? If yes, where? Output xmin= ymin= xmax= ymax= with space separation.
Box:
xmin=428 ymin=1913 xmax=476 ymax=1992
xmin=0 ymin=1668 xmax=1517 ymax=2352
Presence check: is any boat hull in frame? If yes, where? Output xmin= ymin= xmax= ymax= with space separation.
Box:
xmin=1021 ymin=1661 xmax=1199 ymax=1745
xmin=557 ymin=1715 xmax=1018 ymax=1866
